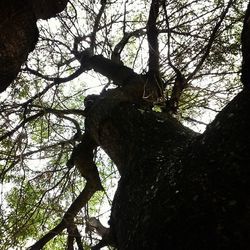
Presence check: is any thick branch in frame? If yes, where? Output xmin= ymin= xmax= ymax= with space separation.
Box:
xmin=67 ymin=133 xmax=103 ymax=190
xmin=29 ymin=182 xmax=98 ymax=249
xmin=88 ymin=55 xmax=143 ymax=86
xmin=30 ymin=130 xmax=104 ymax=248
xmin=0 ymin=0 xmax=38 ymax=93
xmin=28 ymin=0 xmax=68 ymax=19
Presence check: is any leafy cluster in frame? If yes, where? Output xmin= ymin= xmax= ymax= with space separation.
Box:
xmin=0 ymin=0 xmax=246 ymax=248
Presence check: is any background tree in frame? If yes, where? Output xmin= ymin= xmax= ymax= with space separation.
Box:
xmin=0 ymin=0 xmax=249 ymax=249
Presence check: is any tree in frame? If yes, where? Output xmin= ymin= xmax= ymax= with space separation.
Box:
xmin=0 ymin=0 xmax=249 ymax=249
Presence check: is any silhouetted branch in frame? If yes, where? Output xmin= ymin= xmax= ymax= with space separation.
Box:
xmin=29 ymin=182 xmax=99 ymax=249
xmin=0 ymin=111 xmax=44 ymax=141
xmin=147 ymin=0 xmax=160 ymax=81
xmin=90 ymin=0 xmax=107 ymax=50
xmin=67 ymin=223 xmax=83 ymax=250
xmin=187 ymin=0 xmax=235 ymax=82
xmin=241 ymin=1 xmax=250 ymax=87
xmin=111 ymin=29 xmax=146 ymax=64
xmin=0 ymin=106 xmax=86 ymax=142
xmin=23 ymin=64 xmax=88 ymax=106
xmin=88 ymin=55 xmax=143 ymax=86
xmin=163 ymin=1 xmax=187 ymax=112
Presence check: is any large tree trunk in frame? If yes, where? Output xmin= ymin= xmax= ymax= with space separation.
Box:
xmin=83 ymin=6 xmax=250 ymax=246
xmin=85 ymin=86 xmax=250 ymax=249
xmin=1 ymin=1 xmax=250 ymax=249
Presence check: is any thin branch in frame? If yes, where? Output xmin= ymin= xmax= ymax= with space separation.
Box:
xmin=163 ymin=2 xmax=187 ymax=113
xmin=32 ymin=105 xmax=86 ymax=116
xmin=163 ymin=1 xmax=185 ymax=79
xmin=67 ymin=232 xmax=74 ymax=250
xmin=29 ymin=182 xmax=99 ymax=249
xmin=0 ymin=105 xmax=86 ymax=143
xmin=187 ymin=0 xmax=235 ymax=82
xmin=67 ymin=223 xmax=84 ymax=250
xmin=241 ymin=1 xmax=250 ymax=87
xmin=37 ymin=106 xmax=84 ymax=138
xmin=147 ymin=0 xmax=160 ymax=76
xmin=181 ymin=116 xmax=208 ymax=126
xmin=73 ymin=225 xmax=84 ymax=250
xmin=0 ymin=111 xmax=44 ymax=141
xmin=9 ymin=170 xmax=71 ymax=242
xmin=111 ymin=29 xmax=146 ymax=64
xmin=22 ymin=64 xmax=88 ymax=106
xmin=90 ymin=0 xmax=107 ymax=51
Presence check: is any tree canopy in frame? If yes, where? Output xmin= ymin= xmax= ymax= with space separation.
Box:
xmin=0 ymin=0 xmax=250 ymax=249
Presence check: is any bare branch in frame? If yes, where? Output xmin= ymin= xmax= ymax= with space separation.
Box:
xmin=22 ymin=64 xmax=88 ymax=106
xmin=163 ymin=2 xmax=187 ymax=113
xmin=29 ymin=181 xmax=99 ymax=249
xmin=111 ymin=29 xmax=146 ymax=64
xmin=67 ymin=223 xmax=83 ymax=250
xmin=0 ymin=105 xmax=86 ymax=143
xmin=187 ymin=0 xmax=235 ymax=82
xmin=0 ymin=111 xmax=44 ymax=142
xmin=90 ymin=0 xmax=107 ymax=51
xmin=32 ymin=106 xmax=86 ymax=117
xmin=147 ymin=0 xmax=160 ymax=78
xmin=241 ymin=1 xmax=250 ymax=87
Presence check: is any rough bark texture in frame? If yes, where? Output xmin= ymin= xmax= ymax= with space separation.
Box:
xmin=85 ymin=87 xmax=250 ymax=250
xmin=28 ymin=0 xmax=68 ymax=19
xmin=0 ymin=0 xmax=38 ymax=92
xmin=1 ymin=1 xmax=250 ymax=249
xmin=0 ymin=0 xmax=68 ymax=93
xmin=82 ymin=5 xmax=250 ymax=249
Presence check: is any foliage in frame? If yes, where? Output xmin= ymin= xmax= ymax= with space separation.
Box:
xmin=0 ymin=0 xmax=247 ymax=248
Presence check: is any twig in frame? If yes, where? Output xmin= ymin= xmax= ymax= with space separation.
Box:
xmin=29 ymin=181 xmax=99 ymax=249
xmin=187 ymin=0 xmax=235 ymax=82
xmin=90 ymin=0 xmax=107 ymax=51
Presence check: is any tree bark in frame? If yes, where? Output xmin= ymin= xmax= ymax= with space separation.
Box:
xmin=1 ymin=1 xmax=250 ymax=249
xmin=85 ymin=81 xmax=250 ymax=250
xmin=82 ymin=5 xmax=250 ymax=245
xmin=0 ymin=0 xmax=68 ymax=93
